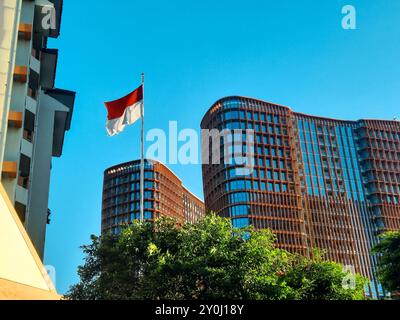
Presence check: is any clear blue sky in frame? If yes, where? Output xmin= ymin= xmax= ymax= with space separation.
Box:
xmin=44 ymin=0 xmax=400 ymax=293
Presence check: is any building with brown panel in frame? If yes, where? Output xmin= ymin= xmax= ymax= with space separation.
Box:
xmin=201 ymin=96 xmax=400 ymax=298
xmin=1 ymin=0 xmax=75 ymax=260
xmin=101 ymin=159 xmax=205 ymax=234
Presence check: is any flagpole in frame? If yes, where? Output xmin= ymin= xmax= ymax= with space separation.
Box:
xmin=139 ymin=73 xmax=145 ymax=223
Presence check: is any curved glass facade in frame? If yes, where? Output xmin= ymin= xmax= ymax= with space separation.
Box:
xmin=102 ymin=159 xmax=205 ymax=234
xmin=202 ymin=97 xmax=307 ymax=254
xmin=201 ymin=96 xmax=400 ymax=299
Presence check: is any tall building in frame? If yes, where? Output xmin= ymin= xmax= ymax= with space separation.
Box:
xmin=101 ymin=159 xmax=205 ymax=234
xmin=201 ymin=96 xmax=400 ymax=298
xmin=0 ymin=0 xmax=75 ymax=259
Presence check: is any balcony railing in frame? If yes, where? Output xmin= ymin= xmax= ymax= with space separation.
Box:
xmin=2 ymin=162 xmax=17 ymax=179
xmin=13 ymin=66 xmax=28 ymax=83
xmin=18 ymin=23 xmax=32 ymax=40
xmin=7 ymin=111 xmax=23 ymax=128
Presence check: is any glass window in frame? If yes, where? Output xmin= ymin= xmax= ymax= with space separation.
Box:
xmin=261 ymin=182 xmax=266 ymax=191
xmin=232 ymin=218 xmax=249 ymax=229
xmin=254 ymin=181 xmax=259 ymax=190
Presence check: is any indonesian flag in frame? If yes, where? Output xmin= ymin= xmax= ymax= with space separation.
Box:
xmin=104 ymin=85 xmax=143 ymax=136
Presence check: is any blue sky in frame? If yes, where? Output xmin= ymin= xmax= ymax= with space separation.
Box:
xmin=44 ymin=0 xmax=400 ymax=293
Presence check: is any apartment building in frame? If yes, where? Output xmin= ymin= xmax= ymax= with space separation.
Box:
xmin=0 ymin=0 xmax=75 ymax=259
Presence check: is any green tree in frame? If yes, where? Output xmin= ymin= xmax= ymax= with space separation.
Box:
xmin=372 ymin=231 xmax=400 ymax=295
xmin=67 ymin=218 xmax=180 ymax=300
xmin=145 ymin=215 xmax=292 ymax=299
xmin=284 ymin=251 xmax=366 ymax=300
xmin=67 ymin=215 xmax=366 ymax=300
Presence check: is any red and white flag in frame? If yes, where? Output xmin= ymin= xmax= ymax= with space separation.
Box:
xmin=104 ymin=85 xmax=143 ymax=136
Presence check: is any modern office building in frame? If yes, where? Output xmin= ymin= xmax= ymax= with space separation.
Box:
xmin=101 ymin=159 xmax=205 ymax=234
xmin=0 ymin=0 xmax=75 ymax=259
xmin=201 ymin=96 xmax=400 ymax=298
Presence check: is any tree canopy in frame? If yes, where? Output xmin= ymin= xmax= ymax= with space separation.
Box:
xmin=67 ymin=215 xmax=366 ymax=300
xmin=372 ymin=231 xmax=400 ymax=296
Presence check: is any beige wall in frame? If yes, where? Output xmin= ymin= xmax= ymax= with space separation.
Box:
xmin=0 ymin=182 xmax=59 ymax=299
xmin=0 ymin=278 xmax=60 ymax=300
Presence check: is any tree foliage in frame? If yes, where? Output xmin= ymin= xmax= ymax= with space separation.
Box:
xmin=284 ymin=251 xmax=366 ymax=300
xmin=67 ymin=215 xmax=366 ymax=300
xmin=372 ymin=231 xmax=400 ymax=295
